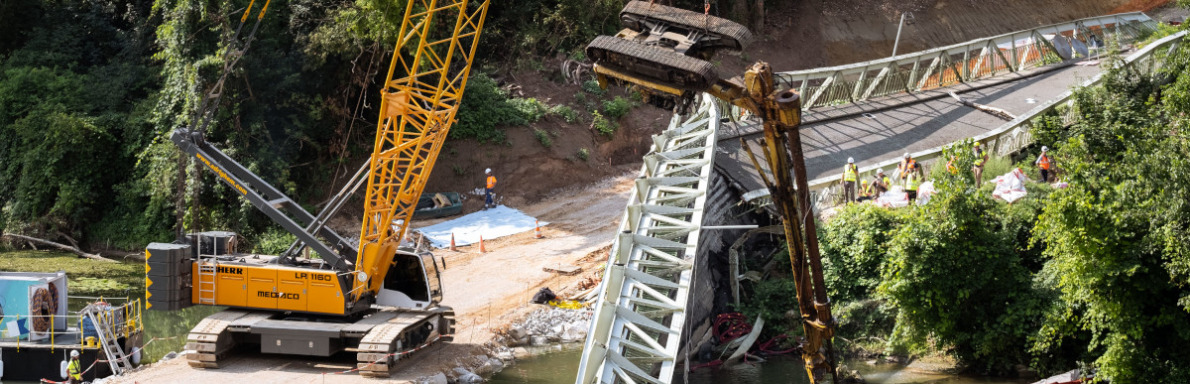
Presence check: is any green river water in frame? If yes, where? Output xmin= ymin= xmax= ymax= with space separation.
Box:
xmin=489 ymin=349 xmax=1032 ymax=384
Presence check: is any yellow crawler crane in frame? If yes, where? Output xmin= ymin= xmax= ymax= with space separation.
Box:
xmin=145 ymin=0 xmax=490 ymax=377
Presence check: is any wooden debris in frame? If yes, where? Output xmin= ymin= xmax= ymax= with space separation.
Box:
xmin=2 ymin=233 xmax=116 ymax=262
xmin=544 ymin=264 xmax=582 ymax=276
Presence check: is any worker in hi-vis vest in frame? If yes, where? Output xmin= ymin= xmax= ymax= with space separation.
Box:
xmin=841 ymin=157 xmax=858 ymax=203
xmin=973 ymin=141 xmax=988 ymax=188
xmin=873 ymin=168 xmax=890 ymax=194
xmin=905 ymin=163 xmax=922 ymax=204
xmin=858 ymin=179 xmax=874 ymax=202
xmin=1034 ymin=146 xmax=1054 ymax=182
xmin=896 ymin=152 xmax=919 ymax=181
xmin=484 ymin=168 xmax=497 ymax=209
xmin=68 ymin=350 xmax=83 ymax=384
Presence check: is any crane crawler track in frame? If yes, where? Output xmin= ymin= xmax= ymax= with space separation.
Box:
xmin=184 ymin=309 xmax=268 ymax=368
xmin=588 ymin=35 xmax=719 ymax=92
xmin=355 ymin=307 xmax=455 ymax=378
xmin=620 ymin=0 xmax=753 ymax=54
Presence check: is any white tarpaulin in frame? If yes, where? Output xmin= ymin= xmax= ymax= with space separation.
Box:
xmin=992 ymin=168 xmax=1028 ymax=203
xmin=414 ymin=205 xmax=547 ymax=248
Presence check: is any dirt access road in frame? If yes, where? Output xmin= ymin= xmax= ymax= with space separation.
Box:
xmin=115 ymin=173 xmax=636 ymax=383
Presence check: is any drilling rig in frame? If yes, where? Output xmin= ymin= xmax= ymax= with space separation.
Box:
xmin=577 ymin=1 xmax=838 ymax=383
xmin=144 ymin=0 xmax=490 ymax=377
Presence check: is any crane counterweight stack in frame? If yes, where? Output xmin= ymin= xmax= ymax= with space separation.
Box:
xmin=145 ymin=0 xmax=490 ymax=377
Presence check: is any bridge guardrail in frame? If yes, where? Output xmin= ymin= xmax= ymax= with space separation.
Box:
xmin=779 ymin=12 xmax=1157 ymax=110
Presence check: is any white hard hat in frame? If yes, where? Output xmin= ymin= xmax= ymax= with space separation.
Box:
xmin=1041 ymin=146 xmax=1048 ymax=152
xmin=847 ymin=157 xmax=854 ymax=163
xmin=876 ymin=168 xmax=884 ymax=174
xmin=485 ymin=168 xmax=491 ymax=174
xmin=71 ymin=350 xmax=80 ymax=358
xmin=903 ymin=152 xmax=910 ymax=159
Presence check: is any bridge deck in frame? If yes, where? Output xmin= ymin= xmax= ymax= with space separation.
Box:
xmin=716 ymin=60 xmax=1102 ymax=195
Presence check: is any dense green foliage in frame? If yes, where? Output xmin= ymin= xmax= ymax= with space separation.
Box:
xmin=0 ymin=0 xmax=168 ymax=245
xmin=819 ymin=204 xmax=903 ymax=302
xmin=0 ymin=0 xmax=685 ymax=250
xmin=811 ymin=37 xmax=1190 ymax=380
xmin=816 ymin=143 xmax=1058 ymax=374
xmin=452 ymin=73 xmax=524 ymax=143
xmin=734 ymin=271 xmax=801 ymax=337
xmin=879 ymin=177 xmax=1051 ymax=373
xmin=1028 ymin=46 xmax=1190 ymax=382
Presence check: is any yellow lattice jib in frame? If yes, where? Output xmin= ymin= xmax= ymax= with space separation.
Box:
xmin=354 ymin=0 xmax=489 ymax=299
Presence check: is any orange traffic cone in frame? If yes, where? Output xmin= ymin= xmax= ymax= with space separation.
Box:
xmin=534 ymin=220 xmax=543 ymax=239
xmin=450 ymin=233 xmax=457 ymax=252
xmin=479 ymin=235 xmax=487 ymax=253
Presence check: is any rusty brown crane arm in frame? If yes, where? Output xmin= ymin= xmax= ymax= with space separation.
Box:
xmin=584 ymin=1 xmax=838 ymax=382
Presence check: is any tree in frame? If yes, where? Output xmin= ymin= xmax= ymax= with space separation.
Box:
xmin=1032 ymin=46 xmax=1190 ymax=381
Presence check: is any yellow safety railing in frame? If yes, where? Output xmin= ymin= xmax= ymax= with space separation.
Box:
xmin=1 ymin=296 xmax=144 ymax=352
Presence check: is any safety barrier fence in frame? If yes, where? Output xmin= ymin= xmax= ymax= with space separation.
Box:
xmin=802 ymin=30 xmax=1188 ymax=209
xmin=577 ymin=95 xmax=720 ymax=384
xmin=778 ymin=12 xmax=1158 ymax=110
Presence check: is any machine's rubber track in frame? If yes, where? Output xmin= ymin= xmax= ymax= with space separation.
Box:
xmin=620 ymin=0 xmax=753 ymax=53
xmin=355 ymin=308 xmax=455 ymax=378
xmin=587 ymin=35 xmax=719 ymax=92
xmin=185 ymin=309 xmax=270 ymax=368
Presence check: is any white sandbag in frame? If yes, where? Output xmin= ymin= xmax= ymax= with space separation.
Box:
xmin=875 ymin=187 xmax=910 ymax=208
xmin=916 ymin=181 xmax=936 ymax=205
xmin=992 ymin=168 xmax=1028 ymax=203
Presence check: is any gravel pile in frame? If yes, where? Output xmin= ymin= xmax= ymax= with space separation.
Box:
xmin=508 ymin=307 xmax=593 ymax=346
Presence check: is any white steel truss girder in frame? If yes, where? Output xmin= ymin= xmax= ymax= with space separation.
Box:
xmin=577 ymin=95 xmax=721 ymax=384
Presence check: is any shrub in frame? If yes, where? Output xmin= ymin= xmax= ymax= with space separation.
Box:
xmin=834 ymin=299 xmax=897 ymax=347
xmin=819 ymin=203 xmax=905 ymax=302
xmin=582 ymin=79 xmax=606 ymax=96
xmin=602 ymin=96 xmax=633 ymax=120
xmin=533 ymin=128 xmax=552 ymax=148
xmin=879 ymin=184 xmax=1050 ymax=373
xmin=510 ymin=97 xmax=549 ymax=122
xmin=592 ymin=110 xmax=617 ymax=136
xmin=576 ymin=147 xmax=590 ymax=161
xmin=734 ymin=276 xmax=800 ymax=338
xmin=549 ymin=104 xmax=581 ymax=123
xmin=453 ymin=73 xmax=523 ymax=143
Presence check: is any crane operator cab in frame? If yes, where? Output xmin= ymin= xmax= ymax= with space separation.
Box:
xmin=377 ymin=248 xmax=444 ymax=309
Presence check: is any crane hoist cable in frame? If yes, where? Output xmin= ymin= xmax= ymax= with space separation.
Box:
xmin=188 ymin=0 xmax=272 ymax=137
